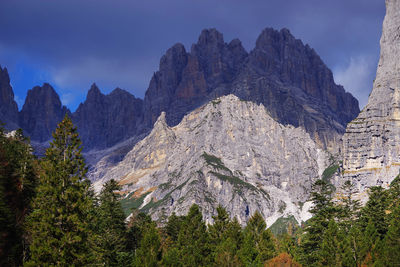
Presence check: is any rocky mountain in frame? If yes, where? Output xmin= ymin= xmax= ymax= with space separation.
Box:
xmin=144 ymin=28 xmax=360 ymax=151
xmin=341 ymin=0 xmax=400 ymax=192
xmin=232 ymin=28 xmax=359 ymax=150
xmin=94 ymin=95 xmax=329 ymax=225
xmin=0 ymin=66 xmax=19 ymax=130
xmin=73 ymin=84 xmax=144 ymax=150
xmin=19 ymin=83 xmax=70 ymax=142
xmin=0 ymin=27 xmax=359 ymax=154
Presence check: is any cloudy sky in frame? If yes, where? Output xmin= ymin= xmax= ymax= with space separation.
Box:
xmin=0 ymin=0 xmax=385 ymax=111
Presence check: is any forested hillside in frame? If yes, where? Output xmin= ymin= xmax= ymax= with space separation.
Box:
xmin=1 ymin=118 xmax=399 ymax=266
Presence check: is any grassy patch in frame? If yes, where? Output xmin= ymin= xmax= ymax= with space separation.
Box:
xmin=202 ymin=152 xmax=231 ymax=172
xmin=120 ymin=191 xmax=150 ymax=217
xmin=269 ymin=215 xmax=299 ymax=236
xmin=209 ymin=171 xmax=258 ymax=192
xmin=322 ymin=164 xmax=339 ymax=181
xmin=141 ymin=178 xmax=190 ymax=213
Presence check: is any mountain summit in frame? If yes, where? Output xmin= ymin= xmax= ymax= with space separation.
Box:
xmin=0 ymin=27 xmax=359 ymax=154
xmin=144 ymin=27 xmax=359 ymax=151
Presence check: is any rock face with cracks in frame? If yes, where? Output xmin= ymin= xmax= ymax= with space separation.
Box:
xmin=341 ymin=0 xmax=400 ymax=193
xmin=94 ymin=95 xmax=328 ymax=225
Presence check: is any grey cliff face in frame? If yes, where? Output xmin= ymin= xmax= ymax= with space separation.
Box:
xmin=0 ymin=66 xmax=19 ymax=130
xmin=232 ymin=28 xmax=359 ymax=150
xmin=73 ymin=84 xmax=144 ymax=151
xmin=143 ymin=28 xmax=359 ymax=151
xmin=94 ymin=95 xmax=328 ymax=225
xmin=341 ymin=0 xmax=400 ymax=192
xmin=19 ymin=83 xmax=69 ymax=142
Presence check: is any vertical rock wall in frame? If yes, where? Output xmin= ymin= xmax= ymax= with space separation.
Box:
xmin=342 ymin=0 xmax=400 ymax=191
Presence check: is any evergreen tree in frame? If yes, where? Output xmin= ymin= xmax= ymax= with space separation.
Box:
xmin=320 ymin=219 xmax=355 ymax=267
xmin=95 ymin=179 xmax=128 ymax=266
xmin=133 ymin=221 xmax=162 ymax=267
xmin=126 ymin=210 xmax=152 ymax=253
xmin=209 ymin=207 xmax=243 ymax=266
xmin=26 ymin=115 xmax=95 ymax=266
xmin=176 ymin=204 xmax=211 ymax=266
xmin=359 ymin=186 xmax=388 ymax=239
xmin=382 ymin=204 xmax=400 ymax=266
xmin=164 ymin=212 xmax=184 ymax=243
xmin=239 ymin=211 xmax=275 ymax=266
xmin=338 ymin=180 xmax=361 ymax=232
xmin=0 ymin=127 xmax=37 ymax=266
xmin=299 ymin=179 xmax=335 ymax=266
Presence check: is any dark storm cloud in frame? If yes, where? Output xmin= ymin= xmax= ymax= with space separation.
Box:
xmin=0 ymin=0 xmax=385 ymax=110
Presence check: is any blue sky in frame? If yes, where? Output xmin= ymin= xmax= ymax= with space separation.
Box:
xmin=0 ymin=0 xmax=385 ymax=111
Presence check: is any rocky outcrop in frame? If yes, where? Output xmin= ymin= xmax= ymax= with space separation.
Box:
xmin=94 ymin=95 xmax=328 ymax=225
xmin=143 ymin=29 xmax=247 ymax=128
xmin=0 ymin=66 xmax=19 ymax=130
xmin=143 ymin=28 xmax=359 ymax=151
xmin=19 ymin=83 xmax=69 ymax=142
xmin=233 ymin=28 xmax=359 ymax=150
xmin=341 ymin=0 xmax=400 ymax=192
xmin=73 ymin=84 xmax=144 ymax=150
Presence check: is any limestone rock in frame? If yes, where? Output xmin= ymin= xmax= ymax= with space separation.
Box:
xmin=143 ymin=28 xmax=359 ymax=151
xmin=19 ymin=83 xmax=69 ymax=142
xmin=94 ymin=95 xmax=328 ymax=225
xmin=341 ymin=0 xmax=400 ymax=192
xmin=73 ymin=84 xmax=144 ymax=151
xmin=0 ymin=66 xmax=19 ymax=130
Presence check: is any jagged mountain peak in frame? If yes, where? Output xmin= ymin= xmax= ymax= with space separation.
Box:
xmin=87 ymin=83 xmax=102 ymax=97
xmin=19 ymin=83 xmax=69 ymax=142
xmin=0 ymin=65 xmax=19 ymax=130
xmin=196 ymin=28 xmax=225 ymax=47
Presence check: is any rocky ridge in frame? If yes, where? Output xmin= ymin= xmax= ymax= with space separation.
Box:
xmin=341 ymin=0 xmax=400 ymax=192
xmin=0 ymin=66 xmax=19 ymax=130
xmin=73 ymin=83 xmax=144 ymax=150
xmin=19 ymin=83 xmax=70 ymax=142
xmin=94 ymin=95 xmax=329 ymax=225
xmin=144 ymin=28 xmax=360 ymax=151
xmin=0 ymin=27 xmax=359 ymax=155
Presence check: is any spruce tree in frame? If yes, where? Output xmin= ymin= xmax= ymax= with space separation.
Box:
xmin=299 ymin=179 xmax=335 ymax=266
xmin=0 ymin=127 xmax=37 ymax=266
xmin=382 ymin=204 xmax=400 ymax=266
xmin=133 ymin=221 xmax=162 ymax=267
xmin=176 ymin=204 xmax=211 ymax=266
xmin=209 ymin=207 xmax=243 ymax=266
xmin=338 ymin=180 xmax=361 ymax=232
xmin=95 ymin=179 xmax=128 ymax=266
xmin=26 ymin=115 xmax=95 ymax=266
xmin=359 ymin=186 xmax=388 ymax=239
xmin=239 ymin=211 xmax=275 ymax=266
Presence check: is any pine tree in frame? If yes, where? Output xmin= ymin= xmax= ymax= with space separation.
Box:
xmin=338 ymin=180 xmax=361 ymax=232
xmin=0 ymin=127 xmax=37 ymax=266
xmin=382 ymin=204 xmax=400 ymax=266
xmin=133 ymin=221 xmax=162 ymax=267
xmin=359 ymin=186 xmax=388 ymax=239
xmin=209 ymin=207 xmax=243 ymax=266
xmin=95 ymin=179 xmax=128 ymax=266
xmin=299 ymin=179 xmax=336 ymax=266
xmin=164 ymin=212 xmax=184 ymax=243
xmin=239 ymin=211 xmax=275 ymax=266
xmin=176 ymin=204 xmax=211 ymax=266
xmin=26 ymin=115 xmax=95 ymax=266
